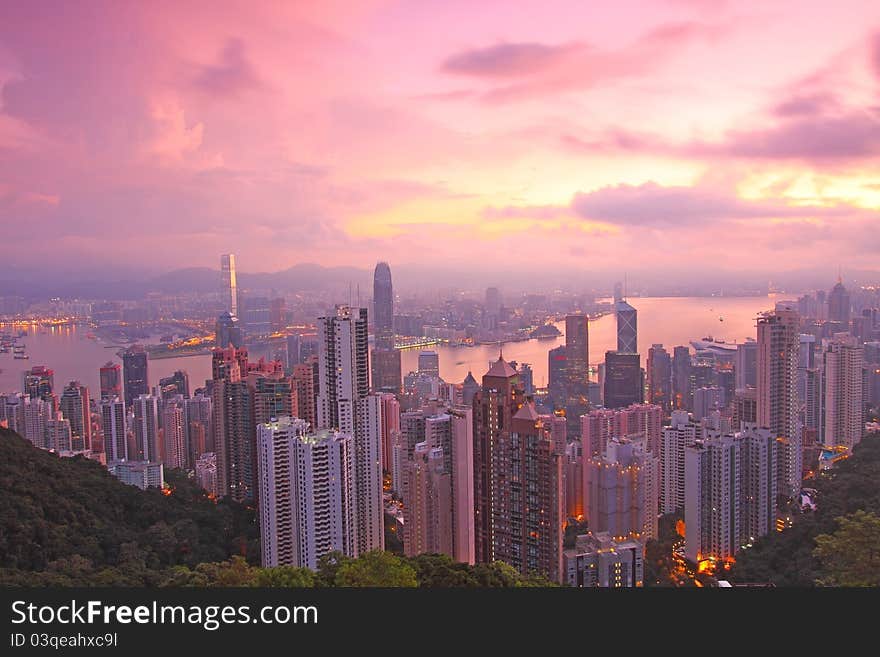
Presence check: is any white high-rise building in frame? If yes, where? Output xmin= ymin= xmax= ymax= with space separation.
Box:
xmin=162 ymin=399 xmax=187 ymax=469
xmin=220 ymin=253 xmax=237 ymax=317
xmin=101 ymin=397 xmax=127 ymax=462
xmin=660 ymin=410 xmax=697 ymax=514
xmin=257 ymin=417 xmax=354 ymax=569
xmin=684 ymin=424 xmax=777 ymax=563
xmin=821 ymin=333 xmax=864 ymax=450
xmin=132 ymin=394 xmax=159 ymax=462
xmin=22 ymin=395 xmax=52 ymax=448
xmin=757 ymin=306 xmax=802 ymax=498
xmin=316 ymin=305 xmax=384 ymax=554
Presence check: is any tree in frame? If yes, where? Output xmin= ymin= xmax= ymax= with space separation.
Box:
xmin=254 ymin=566 xmax=315 ymax=588
xmin=334 ymin=551 xmax=418 ymax=587
xmin=813 ymin=510 xmax=880 ymax=587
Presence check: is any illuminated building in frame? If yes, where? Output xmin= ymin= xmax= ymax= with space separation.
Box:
xmin=379 ymin=393 xmax=400 ymax=474
xmin=184 ymin=393 xmax=212 ymax=462
xmin=615 ymin=299 xmax=638 ymax=354
xmin=371 ymin=347 xmax=401 ymax=393
xmin=821 ymin=333 xmax=864 ymax=449
xmin=563 ymin=532 xmax=644 ymax=588
xmin=565 ymin=440 xmax=584 ymax=520
xmin=417 ymin=350 xmax=440 ymax=378
xmin=584 ymin=435 xmax=659 ymax=541
xmin=132 ymin=394 xmax=159 ymax=462
xmin=291 ymin=359 xmax=318 ymax=429
xmin=161 ymin=399 xmax=187 ymax=469
xmin=211 ymin=347 xmax=256 ymax=502
xmin=195 ymin=452 xmax=217 ymax=497
xmin=565 ymin=313 xmax=589 ymax=391
xmin=220 ymin=253 xmax=238 ymax=316
xmin=672 ymin=345 xmax=692 ymax=410
xmin=109 ymin=461 xmax=164 ymax=490
xmin=603 ymin=351 xmax=643 ymax=409
xmin=735 ymin=340 xmax=758 ymax=391
xmin=23 ymin=365 xmax=55 ymax=402
xmin=215 ymin=312 xmax=243 ymax=349
xmin=491 ymin=401 xmax=564 ymax=583
xmin=757 ymin=305 xmax=802 ymax=499
xmin=647 ymin=344 xmax=672 ymax=412
xmin=257 ymin=417 xmax=354 ymax=569
xmin=580 ymin=403 xmax=662 ymax=458
xmin=402 ymin=442 xmax=453 ymax=558
xmin=373 ymin=261 xmax=395 ymax=349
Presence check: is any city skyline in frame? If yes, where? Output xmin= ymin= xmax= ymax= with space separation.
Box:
xmin=2 ymin=2 xmax=880 ymax=281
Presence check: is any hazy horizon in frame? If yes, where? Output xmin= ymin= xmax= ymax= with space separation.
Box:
xmin=2 ymin=2 xmax=880 ymax=280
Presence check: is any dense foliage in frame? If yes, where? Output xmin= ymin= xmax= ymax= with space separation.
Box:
xmin=0 ymin=428 xmax=258 ymax=585
xmin=0 ymin=430 xmax=556 ymax=587
xmin=729 ymin=432 xmax=880 ymax=586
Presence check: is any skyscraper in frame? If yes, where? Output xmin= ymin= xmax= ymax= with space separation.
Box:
xmin=492 ymin=401 xmax=564 ymax=583
xmin=257 ymin=417 xmax=354 ymax=569
xmin=122 ymin=345 xmax=148 ymax=408
xmin=99 ymin=361 xmax=122 ymax=401
xmin=184 ymin=393 xmax=212 ymax=464
xmin=132 ymin=394 xmax=159 ymax=462
xmin=584 ymin=436 xmax=659 ymax=541
xmin=402 ymin=442 xmax=453 ymax=558
xmin=59 ymin=381 xmax=91 ymax=451
xmin=548 ymin=345 xmax=568 ymax=399
xmin=473 ymin=355 xmax=524 ymax=563
xmin=647 ymin=344 xmax=672 ymax=412
xmin=379 ymin=393 xmax=400 ymax=475
xmin=735 ymin=340 xmax=758 ymax=390
xmin=672 ymin=346 xmax=692 ymax=410
xmin=660 ymin=410 xmax=698 ymax=514
xmin=23 ymin=365 xmax=55 ymax=401
xmin=615 ymin=300 xmax=638 ymax=354
xmin=215 ymin=312 xmax=243 ymax=349
xmin=757 ymin=306 xmax=802 ymax=499
xmin=101 ymin=397 xmax=127 ymax=462
xmin=370 ymin=347 xmax=401 ymax=394
xmin=417 ymin=350 xmax=440 ymax=378
xmin=565 ymin=313 xmax=589 ymax=391
xmin=291 ymin=360 xmax=318 ymax=429
xmin=316 ymin=305 xmax=384 ymax=555
xmin=821 ymin=333 xmax=864 ymax=449
xmin=158 ymin=370 xmax=189 ymax=400
xmin=221 ymin=253 xmax=237 ymax=317
xmin=211 ymin=347 xmax=256 ymax=502
xmin=827 ymin=278 xmax=850 ymax=326
xmin=373 ymin=262 xmax=394 ymax=348
xmin=603 ymin=351 xmax=643 ymax=409
xmin=162 ymin=398 xmax=187 ymax=469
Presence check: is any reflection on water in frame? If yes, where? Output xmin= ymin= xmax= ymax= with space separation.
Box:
xmin=0 ymin=296 xmax=776 ymax=394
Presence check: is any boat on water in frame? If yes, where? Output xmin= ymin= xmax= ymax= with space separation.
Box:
xmin=13 ymin=345 xmax=26 ymax=354
xmin=14 ymin=354 xmax=29 ymax=360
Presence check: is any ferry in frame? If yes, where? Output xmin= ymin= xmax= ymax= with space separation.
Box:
xmin=690 ymin=337 xmax=738 ymax=358
xmin=13 ymin=345 xmax=26 ymax=354
xmin=14 ymin=354 xmax=29 ymax=360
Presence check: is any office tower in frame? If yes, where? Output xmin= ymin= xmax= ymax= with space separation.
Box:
xmin=563 ymin=532 xmax=644 ymax=587
xmin=827 ymin=278 xmax=850 ymax=326
xmin=733 ymin=387 xmax=758 ymax=429
xmin=672 ymin=346 xmax=691 ymax=410
xmin=491 ymin=401 xmax=564 ymax=583
xmin=603 ymin=351 xmax=643 ymax=409
xmin=450 ymin=407 xmax=476 ymax=564
xmin=565 ymin=440 xmax=584 ymax=520
xmin=157 ymin=370 xmax=189 ymax=400
xmin=417 ymin=350 xmax=440 ymax=378
xmin=162 ymin=399 xmax=187 ymax=469
xmin=684 ymin=425 xmax=777 ymax=563
xmin=46 ymin=412 xmax=72 ymax=452
xmin=461 ymin=372 xmax=479 ymax=407
xmin=59 ymin=381 xmax=91 ymax=451
xmin=195 ymin=453 xmax=217 ymax=496
xmin=23 ymin=365 xmax=54 ymax=401
xmin=122 ymin=345 xmax=148 ymax=407
xmin=757 ymin=306 xmax=802 ymax=499
xmin=242 ymin=296 xmax=271 ymax=336
xmin=548 ymin=345 xmax=568 ymax=399
xmin=132 ymin=394 xmax=159 ymax=462
xmin=211 ymin=346 xmax=256 ymax=502
xmin=484 ymin=287 xmax=502 ymax=318
xmin=647 ymin=344 xmax=672 ymax=412
xmin=101 ymin=397 xmax=127 ymax=462
xmin=291 ymin=360 xmax=318 ymax=429
xmin=373 ymin=262 xmax=395 ymax=349
xmin=371 ymin=347 xmax=401 ymax=394
xmin=693 ymin=386 xmax=725 ymax=422
xmin=615 ymin=300 xmax=638 ymax=354
xmin=257 ymin=417 xmax=354 ymax=569
xmin=585 ymin=436 xmax=659 ymax=541
xmin=403 ymin=442 xmax=453 ymax=558
xmin=821 ymin=334 xmax=864 ymax=449
xmin=316 ymin=305 xmax=384 ymax=554
xmin=184 ymin=393 xmax=212 ymax=461
xmin=660 ymin=410 xmax=698 ymax=514
xmin=253 ymin=375 xmax=297 ymax=426
xmin=220 ymin=253 xmax=237 ymax=316
xmin=473 ymin=355 xmax=525 ymax=563
xmin=109 ymin=461 xmax=164 ymax=490
xmin=379 ymin=393 xmax=400 ymax=473
xmin=735 ymin=340 xmax=758 ymax=390
xmin=270 ymin=297 xmax=286 ymax=332
xmin=565 ymin=313 xmax=589 ymax=390
xmin=99 ymin=362 xmax=122 ymax=401
xmin=215 ymin=312 xmax=243 ymax=349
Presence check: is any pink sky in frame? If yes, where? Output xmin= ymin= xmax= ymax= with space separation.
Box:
xmin=1 ymin=0 xmax=880 ymax=278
